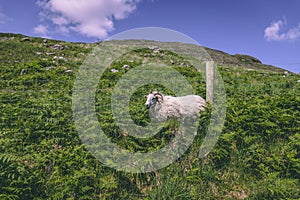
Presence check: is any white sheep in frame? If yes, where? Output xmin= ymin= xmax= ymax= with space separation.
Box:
xmin=144 ymin=91 xmax=206 ymax=121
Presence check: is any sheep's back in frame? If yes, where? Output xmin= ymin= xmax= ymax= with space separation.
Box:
xmin=177 ymin=95 xmax=206 ymax=116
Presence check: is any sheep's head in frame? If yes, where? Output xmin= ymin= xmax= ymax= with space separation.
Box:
xmin=144 ymin=91 xmax=163 ymax=109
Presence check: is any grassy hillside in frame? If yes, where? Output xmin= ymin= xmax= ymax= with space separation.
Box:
xmin=0 ymin=33 xmax=299 ymax=199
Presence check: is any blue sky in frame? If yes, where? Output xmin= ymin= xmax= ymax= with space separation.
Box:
xmin=0 ymin=0 xmax=299 ymax=73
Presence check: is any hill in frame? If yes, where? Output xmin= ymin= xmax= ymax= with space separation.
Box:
xmin=204 ymin=47 xmax=287 ymax=73
xmin=0 ymin=33 xmax=299 ymax=199
xmin=0 ymin=33 xmax=287 ymax=72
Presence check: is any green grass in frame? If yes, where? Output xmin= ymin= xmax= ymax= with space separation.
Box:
xmin=0 ymin=33 xmax=299 ymax=199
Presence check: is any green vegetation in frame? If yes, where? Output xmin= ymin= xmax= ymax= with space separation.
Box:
xmin=0 ymin=33 xmax=299 ymax=199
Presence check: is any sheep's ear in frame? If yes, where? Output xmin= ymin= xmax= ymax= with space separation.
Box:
xmin=155 ymin=94 xmax=163 ymax=102
xmin=154 ymin=96 xmax=159 ymax=102
xmin=144 ymin=95 xmax=147 ymax=98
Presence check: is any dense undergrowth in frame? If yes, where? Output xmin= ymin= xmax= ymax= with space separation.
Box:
xmin=0 ymin=33 xmax=299 ymax=199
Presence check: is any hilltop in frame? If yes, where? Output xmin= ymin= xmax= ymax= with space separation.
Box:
xmin=0 ymin=33 xmax=299 ymax=199
xmin=0 ymin=32 xmax=288 ymax=73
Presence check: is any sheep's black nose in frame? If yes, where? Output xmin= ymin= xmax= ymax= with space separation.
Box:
xmin=146 ymin=105 xmax=150 ymax=109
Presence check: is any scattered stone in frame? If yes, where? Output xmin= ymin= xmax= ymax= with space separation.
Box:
xmin=53 ymin=56 xmax=66 ymax=60
xmin=21 ymin=37 xmax=31 ymax=42
xmin=20 ymin=69 xmax=26 ymax=75
xmin=74 ymin=57 xmax=82 ymax=62
xmin=170 ymin=60 xmax=175 ymax=65
xmin=49 ymin=44 xmax=64 ymax=50
xmin=0 ymin=37 xmax=13 ymax=41
xmin=46 ymin=52 xmax=55 ymax=56
xmin=148 ymin=46 xmax=157 ymax=50
xmin=43 ymin=39 xmax=48 ymax=43
xmin=297 ymin=80 xmax=300 ymax=83
xmin=122 ymin=65 xmax=130 ymax=69
xmin=36 ymin=52 xmax=43 ymax=55
xmin=65 ymin=69 xmax=73 ymax=73
xmin=284 ymin=71 xmax=289 ymax=75
xmin=45 ymin=67 xmax=56 ymax=71
xmin=111 ymin=69 xmax=119 ymax=73
xmin=149 ymin=46 xmax=161 ymax=53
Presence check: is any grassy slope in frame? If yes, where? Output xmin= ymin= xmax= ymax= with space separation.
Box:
xmin=0 ymin=33 xmax=299 ymax=199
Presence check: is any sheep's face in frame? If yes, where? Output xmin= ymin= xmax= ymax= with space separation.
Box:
xmin=144 ymin=94 xmax=157 ymax=109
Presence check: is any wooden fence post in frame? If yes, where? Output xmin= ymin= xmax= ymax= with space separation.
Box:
xmin=206 ymin=61 xmax=214 ymax=102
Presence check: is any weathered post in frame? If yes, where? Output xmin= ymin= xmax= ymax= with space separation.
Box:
xmin=206 ymin=61 xmax=214 ymax=102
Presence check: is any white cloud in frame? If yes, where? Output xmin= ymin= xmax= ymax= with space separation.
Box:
xmin=0 ymin=13 xmax=7 ymax=24
xmin=36 ymin=0 xmax=141 ymax=39
xmin=33 ymin=24 xmax=49 ymax=36
xmin=265 ymin=18 xmax=300 ymax=41
xmin=0 ymin=8 xmax=12 ymax=25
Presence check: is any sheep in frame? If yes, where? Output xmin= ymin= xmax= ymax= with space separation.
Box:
xmin=144 ymin=91 xmax=206 ymax=122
